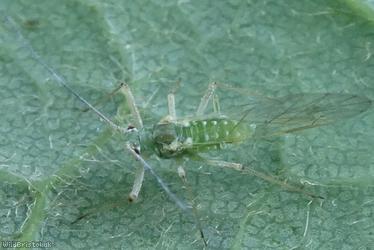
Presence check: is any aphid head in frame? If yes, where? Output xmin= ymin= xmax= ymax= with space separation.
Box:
xmin=152 ymin=123 xmax=180 ymax=158
xmin=152 ymin=123 xmax=176 ymax=144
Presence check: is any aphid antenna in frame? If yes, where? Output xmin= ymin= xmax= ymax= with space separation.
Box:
xmin=3 ymin=15 xmax=126 ymax=134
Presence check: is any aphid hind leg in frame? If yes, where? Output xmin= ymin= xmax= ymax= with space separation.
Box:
xmin=244 ymin=166 xmax=324 ymax=199
xmin=202 ymin=159 xmax=323 ymax=200
xmin=196 ymin=82 xmax=218 ymax=115
xmin=204 ymin=159 xmax=243 ymax=171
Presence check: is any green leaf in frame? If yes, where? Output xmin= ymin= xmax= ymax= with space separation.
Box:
xmin=1 ymin=0 xmax=374 ymax=249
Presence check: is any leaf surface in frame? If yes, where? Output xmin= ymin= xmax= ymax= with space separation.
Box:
xmin=1 ymin=0 xmax=374 ymax=249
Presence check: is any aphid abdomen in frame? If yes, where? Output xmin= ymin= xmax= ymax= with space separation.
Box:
xmin=177 ymin=118 xmax=253 ymax=151
xmin=152 ymin=118 xmax=255 ymax=158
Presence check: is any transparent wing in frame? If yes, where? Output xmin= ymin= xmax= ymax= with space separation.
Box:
xmin=215 ymin=84 xmax=372 ymax=138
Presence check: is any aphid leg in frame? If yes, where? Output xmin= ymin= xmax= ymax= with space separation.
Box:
xmin=202 ymin=159 xmax=323 ymax=200
xmin=115 ymin=83 xmax=145 ymax=201
xmin=177 ymin=164 xmax=208 ymax=247
xmin=204 ymin=159 xmax=243 ymax=171
xmin=128 ymin=163 xmax=145 ymax=202
xmin=119 ymin=83 xmax=143 ymax=129
xmin=196 ymin=82 xmax=218 ymax=115
xmin=160 ymin=85 xmax=180 ymax=123
xmin=167 ymin=92 xmax=177 ymax=120
xmin=167 ymin=79 xmax=183 ymax=120
xmin=244 ymin=166 xmax=324 ymax=199
xmin=212 ymin=93 xmax=221 ymax=115
xmin=125 ymin=144 xmax=189 ymax=211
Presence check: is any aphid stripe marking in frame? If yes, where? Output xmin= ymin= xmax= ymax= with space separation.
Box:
xmin=178 ymin=118 xmax=250 ymax=150
xmin=215 ymin=132 xmax=219 ymax=139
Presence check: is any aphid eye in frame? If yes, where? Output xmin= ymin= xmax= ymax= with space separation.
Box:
xmin=127 ymin=125 xmax=138 ymax=132
xmin=134 ymin=146 xmax=140 ymax=155
xmin=131 ymin=143 xmax=141 ymax=155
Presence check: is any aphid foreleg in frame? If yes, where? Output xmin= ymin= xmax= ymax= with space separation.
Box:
xmin=167 ymin=92 xmax=177 ymax=120
xmin=159 ymin=88 xmax=178 ymax=123
xmin=196 ymin=82 xmax=218 ymax=116
xmin=119 ymin=83 xmax=143 ymax=129
xmin=164 ymin=79 xmax=184 ymax=121
xmin=125 ymin=144 xmax=189 ymax=211
xmin=128 ymin=163 xmax=145 ymax=202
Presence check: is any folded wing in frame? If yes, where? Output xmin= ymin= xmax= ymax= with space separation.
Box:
xmin=216 ymin=85 xmax=372 ymax=138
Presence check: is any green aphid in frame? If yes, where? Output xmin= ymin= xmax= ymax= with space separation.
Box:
xmin=6 ymin=14 xmax=372 ymax=247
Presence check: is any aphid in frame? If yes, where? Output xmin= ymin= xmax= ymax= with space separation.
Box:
xmin=5 ymin=15 xmax=372 ymax=247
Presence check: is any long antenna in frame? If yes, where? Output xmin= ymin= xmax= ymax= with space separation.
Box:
xmin=3 ymin=15 xmax=126 ymax=134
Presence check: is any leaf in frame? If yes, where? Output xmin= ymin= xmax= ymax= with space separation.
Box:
xmin=1 ymin=0 xmax=374 ymax=249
